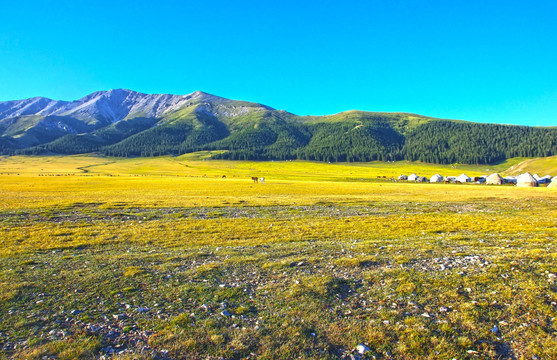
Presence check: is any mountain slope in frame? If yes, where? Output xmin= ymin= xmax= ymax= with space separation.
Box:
xmin=1 ymin=89 xmax=236 ymax=149
xmin=1 ymin=89 xmax=556 ymax=164
xmin=503 ymin=155 xmax=557 ymax=176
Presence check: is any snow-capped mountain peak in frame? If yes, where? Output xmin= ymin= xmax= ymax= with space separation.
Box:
xmin=0 ymin=89 xmax=229 ymax=124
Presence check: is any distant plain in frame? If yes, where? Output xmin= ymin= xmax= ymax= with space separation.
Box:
xmin=1 ymin=154 xmax=556 ymax=359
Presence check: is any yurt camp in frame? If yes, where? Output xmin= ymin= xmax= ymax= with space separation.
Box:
xmin=456 ymin=174 xmax=471 ymax=183
xmin=517 ymin=172 xmax=539 ymax=187
xmin=430 ymin=174 xmax=444 ymax=183
xmin=408 ymin=174 xmax=419 ymax=181
xmin=486 ymin=173 xmax=504 ymax=185
xmin=539 ymin=175 xmax=553 ymax=184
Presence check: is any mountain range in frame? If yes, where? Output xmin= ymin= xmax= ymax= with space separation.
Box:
xmin=0 ymin=89 xmax=555 ymax=164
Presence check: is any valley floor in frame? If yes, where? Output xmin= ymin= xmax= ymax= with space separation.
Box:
xmin=0 ymin=156 xmax=556 ymax=359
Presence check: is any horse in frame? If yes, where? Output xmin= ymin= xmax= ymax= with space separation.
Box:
xmin=251 ymin=177 xmax=258 ymax=183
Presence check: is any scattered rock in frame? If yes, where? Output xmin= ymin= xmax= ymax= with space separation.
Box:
xmin=356 ymin=343 xmax=370 ymax=355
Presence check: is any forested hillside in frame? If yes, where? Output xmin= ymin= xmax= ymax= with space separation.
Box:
xmin=403 ymin=121 xmax=557 ymax=164
xmin=210 ymin=114 xmax=557 ymax=164
xmin=1 ymin=89 xmax=556 ymax=164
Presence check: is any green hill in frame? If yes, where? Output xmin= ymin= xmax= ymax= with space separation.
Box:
xmin=503 ymin=155 xmax=557 ymax=176
xmin=1 ymin=90 xmax=556 ymax=164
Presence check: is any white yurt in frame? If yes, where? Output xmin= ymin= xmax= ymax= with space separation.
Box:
xmin=548 ymin=178 xmax=557 ymax=188
xmin=486 ymin=173 xmax=504 ymax=185
xmin=430 ymin=174 xmax=444 ymax=183
xmin=517 ymin=172 xmax=539 ymax=187
xmin=456 ymin=173 xmax=471 ymax=183
xmin=408 ymin=174 xmax=419 ymax=181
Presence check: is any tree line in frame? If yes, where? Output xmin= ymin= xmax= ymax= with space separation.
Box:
xmin=3 ymin=117 xmax=556 ymax=165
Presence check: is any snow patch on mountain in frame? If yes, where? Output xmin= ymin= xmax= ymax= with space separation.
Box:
xmin=0 ymin=97 xmax=68 ymax=119
xmin=39 ymin=117 xmax=78 ymax=134
xmin=0 ymin=89 xmax=272 ymax=127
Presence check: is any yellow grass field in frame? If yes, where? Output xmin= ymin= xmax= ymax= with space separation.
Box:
xmin=0 ymin=155 xmax=556 ymax=359
xmin=0 ymin=153 xmax=529 ymax=178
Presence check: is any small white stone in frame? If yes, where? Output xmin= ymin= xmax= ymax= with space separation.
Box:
xmin=356 ymin=344 xmax=370 ymax=355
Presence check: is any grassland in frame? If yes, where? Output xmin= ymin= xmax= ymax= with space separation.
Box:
xmin=0 ymin=155 xmax=556 ymax=359
xmin=503 ymin=155 xmax=557 ymax=176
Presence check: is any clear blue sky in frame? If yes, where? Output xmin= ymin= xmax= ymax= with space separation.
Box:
xmin=1 ymin=1 xmax=556 ymax=126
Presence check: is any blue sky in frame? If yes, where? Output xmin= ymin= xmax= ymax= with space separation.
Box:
xmin=1 ymin=1 xmax=556 ymax=126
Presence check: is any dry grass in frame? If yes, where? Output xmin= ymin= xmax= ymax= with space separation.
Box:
xmin=0 ymin=155 xmax=556 ymax=359
xmin=503 ymin=154 xmax=557 ymax=176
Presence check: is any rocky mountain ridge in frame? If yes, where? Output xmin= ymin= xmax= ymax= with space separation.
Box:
xmin=1 ymin=89 xmax=555 ymax=164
